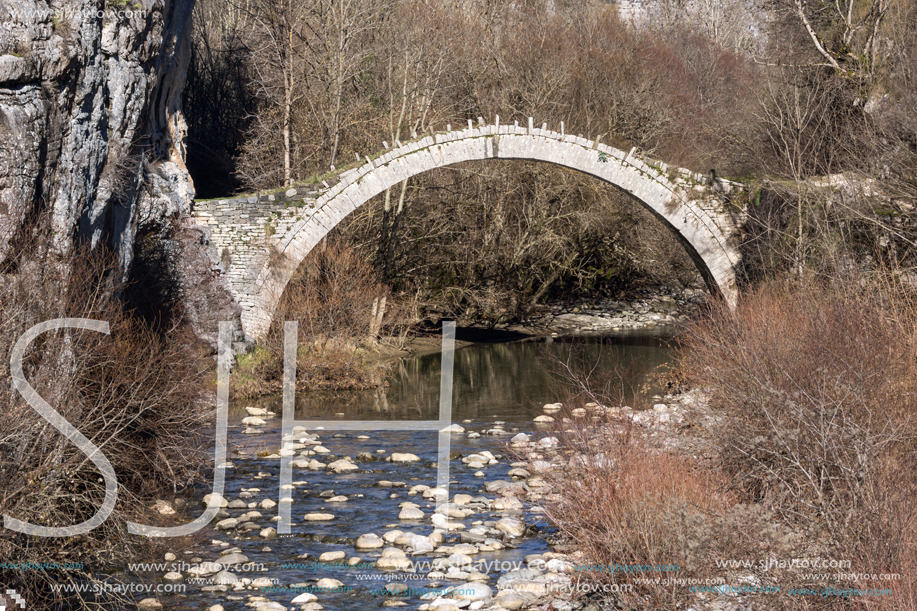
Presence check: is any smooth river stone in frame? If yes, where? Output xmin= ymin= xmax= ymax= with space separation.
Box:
xmin=398 ymin=506 xmax=425 ymax=520
xmin=390 ymin=452 xmax=421 ymax=463
xmin=355 ymin=533 xmax=384 ymax=549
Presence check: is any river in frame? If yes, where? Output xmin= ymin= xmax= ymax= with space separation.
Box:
xmin=153 ymin=331 xmax=675 ymax=611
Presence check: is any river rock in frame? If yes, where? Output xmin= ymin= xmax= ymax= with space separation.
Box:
xmin=538 ymin=437 xmax=559 ymax=448
xmin=409 ymin=534 xmax=435 ymax=554
xmin=241 ymin=416 xmax=266 ymax=426
xmin=215 ymin=518 xmax=238 ymax=530
xmin=137 ymin=599 xmax=162 ymax=609
xmin=152 ymin=500 xmax=175 ymax=515
xmin=317 ymin=577 xmax=344 ymax=588
xmin=435 ymin=503 xmax=473 ymax=519
xmin=211 ymin=570 xmax=238 ymax=585
xmin=187 ymin=561 xmax=222 ymax=577
xmin=385 ymin=583 xmax=409 ymax=595
xmin=533 ymin=415 xmax=554 ymax=423
xmin=422 ymin=487 xmax=449 ymax=500
xmin=245 ymin=407 xmax=271 ymax=417
xmin=327 ymin=459 xmax=359 ymax=473
xmin=510 ymin=433 xmax=530 ymax=445
xmin=495 ymin=517 xmax=526 ymax=538
xmin=447 ymin=553 xmax=473 ymax=568
xmin=162 ymin=571 xmax=182 ymax=582
xmin=390 ymin=452 xmax=421 ymax=463
xmin=218 ymin=552 xmax=249 ymax=565
xmin=545 ymin=558 xmax=576 ymax=573
xmin=303 ymin=513 xmax=335 ymax=521
xmin=260 ymin=527 xmax=277 ymax=538
xmin=452 ymin=582 xmax=492 ymax=601
xmin=493 ymin=590 xmax=527 ymax=610
xmin=497 ymin=567 xmax=544 ymax=588
xmin=260 ymin=499 xmax=277 ymax=509
xmin=355 ymin=533 xmax=385 ymax=549
xmin=382 ymin=530 xmax=404 ymax=542
xmin=493 ymin=497 xmax=524 ymax=510
xmin=443 ymin=424 xmax=465 ymax=433
xmin=319 ymin=551 xmax=346 ymax=562
xmin=203 ymin=493 xmax=228 ymax=508
xmin=291 ymin=592 xmax=318 ymax=604
xmin=399 ymin=506 xmax=425 ymax=520
xmin=376 ymin=551 xmax=412 ymax=571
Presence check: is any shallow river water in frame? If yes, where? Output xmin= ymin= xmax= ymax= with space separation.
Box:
xmin=160 ymin=332 xmax=674 ymax=611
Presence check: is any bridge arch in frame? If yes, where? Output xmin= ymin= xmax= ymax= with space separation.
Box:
xmin=193 ymin=121 xmax=744 ymax=340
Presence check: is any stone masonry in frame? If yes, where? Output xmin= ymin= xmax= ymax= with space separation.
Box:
xmin=191 ymin=118 xmax=746 ymax=340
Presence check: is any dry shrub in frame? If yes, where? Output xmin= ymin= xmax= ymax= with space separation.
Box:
xmin=273 ymin=241 xmax=402 ymax=343
xmin=679 ymin=274 xmax=917 ymax=609
xmin=532 ymin=407 xmax=795 ymax=609
xmin=532 ymin=351 xmax=742 ymax=608
xmin=0 ymin=226 xmax=210 ymax=608
xmin=231 ymin=241 xmax=417 ymax=397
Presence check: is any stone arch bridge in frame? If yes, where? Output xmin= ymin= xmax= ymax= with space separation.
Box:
xmin=191 ymin=118 xmax=746 ymax=340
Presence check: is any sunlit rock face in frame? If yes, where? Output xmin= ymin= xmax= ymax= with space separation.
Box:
xmin=0 ymin=0 xmax=195 ymax=271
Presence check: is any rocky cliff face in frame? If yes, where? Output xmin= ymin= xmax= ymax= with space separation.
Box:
xmin=0 ymin=0 xmax=195 ymax=272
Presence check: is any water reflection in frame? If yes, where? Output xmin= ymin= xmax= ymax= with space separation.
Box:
xmin=245 ymin=333 xmax=674 ymax=424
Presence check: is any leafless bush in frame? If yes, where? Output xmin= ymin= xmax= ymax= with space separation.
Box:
xmin=679 ymin=274 xmax=917 ymax=607
xmin=271 ymin=240 xmax=415 ymax=347
xmin=231 ymin=241 xmax=418 ymax=398
xmin=0 ymin=223 xmax=210 ymax=608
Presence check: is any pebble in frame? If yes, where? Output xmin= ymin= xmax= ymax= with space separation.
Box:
xmin=495 ymin=517 xmax=526 ymax=538
xmin=390 ymin=452 xmax=421 ymax=463
xmin=327 ymin=459 xmax=359 ymax=473
xmin=203 ymin=493 xmax=228 ymax=508
xmin=355 ymin=533 xmax=385 ymax=549
xmin=399 ymin=506 xmax=425 ymax=520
